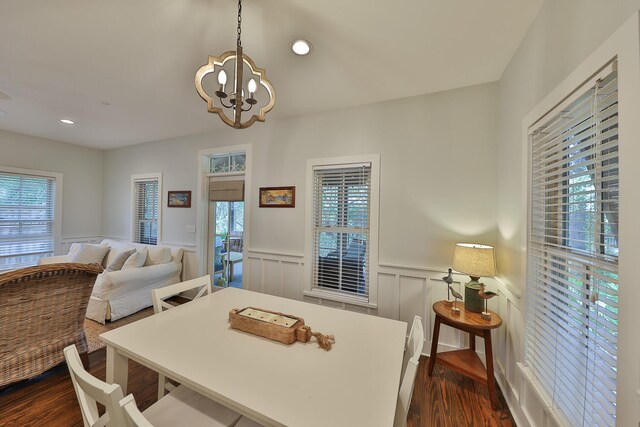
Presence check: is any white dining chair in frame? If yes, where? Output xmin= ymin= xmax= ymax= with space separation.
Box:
xmin=151 ymin=275 xmax=212 ymax=399
xmin=64 ymin=344 xmax=242 ymax=427
xmin=64 ymin=344 xmax=126 ymax=427
xmin=403 ymin=315 xmax=424 ymax=373
xmin=394 ymin=315 xmax=423 ymax=427
xmin=119 ymin=388 xmax=241 ymax=427
xmin=151 ymin=275 xmax=212 ymax=314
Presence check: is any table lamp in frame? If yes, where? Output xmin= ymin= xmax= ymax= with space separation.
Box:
xmin=452 ymin=243 xmax=497 ymax=312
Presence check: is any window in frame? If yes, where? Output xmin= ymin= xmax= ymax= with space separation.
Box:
xmin=526 ymin=63 xmax=618 ymax=426
xmin=131 ymin=174 xmax=161 ymax=245
xmin=209 ymin=152 xmax=246 ymax=173
xmin=306 ymin=155 xmax=379 ymax=306
xmin=0 ymin=170 xmax=59 ymax=271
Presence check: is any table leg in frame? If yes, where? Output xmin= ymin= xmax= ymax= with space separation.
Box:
xmin=106 ymin=346 xmax=129 ymax=394
xmin=230 ymin=261 xmax=234 ymax=282
xmin=428 ymin=315 xmax=441 ymax=376
xmin=483 ymin=329 xmax=498 ymax=410
xmin=469 ymin=332 xmax=476 ymax=352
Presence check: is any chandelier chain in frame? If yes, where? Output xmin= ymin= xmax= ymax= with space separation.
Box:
xmin=237 ymin=0 xmax=242 ymax=48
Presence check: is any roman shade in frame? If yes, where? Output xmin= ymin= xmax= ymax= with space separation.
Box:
xmin=209 ymin=179 xmax=245 ymax=202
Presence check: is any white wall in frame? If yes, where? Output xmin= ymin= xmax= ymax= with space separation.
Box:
xmin=0 ymin=128 xmax=103 ymax=251
xmin=101 ymin=82 xmax=502 ymax=381
xmin=496 ymin=2 xmax=640 ymax=425
xmin=102 ymin=82 xmax=499 ymax=271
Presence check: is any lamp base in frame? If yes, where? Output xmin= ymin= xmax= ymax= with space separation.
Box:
xmin=481 ymin=311 xmax=492 ymax=320
xmin=464 ymin=277 xmax=484 ymax=312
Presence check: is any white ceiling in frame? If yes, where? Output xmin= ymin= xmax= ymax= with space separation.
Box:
xmin=0 ymin=0 xmax=543 ymax=149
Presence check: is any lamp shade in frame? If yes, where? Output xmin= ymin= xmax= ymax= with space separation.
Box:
xmin=452 ymin=243 xmax=497 ymax=278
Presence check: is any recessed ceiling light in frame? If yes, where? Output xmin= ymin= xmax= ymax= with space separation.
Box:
xmin=60 ymin=118 xmax=75 ymax=125
xmin=292 ymin=39 xmax=312 ymax=56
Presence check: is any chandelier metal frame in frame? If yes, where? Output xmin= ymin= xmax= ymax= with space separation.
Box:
xmin=195 ymin=0 xmax=275 ymax=129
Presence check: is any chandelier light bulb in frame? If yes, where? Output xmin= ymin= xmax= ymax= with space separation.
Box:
xmin=217 ymin=70 xmax=227 ymax=85
xmin=248 ymin=79 xmax=257 ymax=94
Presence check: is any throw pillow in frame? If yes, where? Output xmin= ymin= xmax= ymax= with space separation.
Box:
xmin=65 ymin=243 xmax=82 ymax=261
xmin=171 ymin=248 xmax=184 ymax=263
xmin=122 ymin=247 xmax=148 ymax=270
xmin=104 ymin=248 xmax=136 ymax=273
xmin=101 ymin=240 xmax=134 ymax=267
xmin=145 ymin=246 xmax=172 ymax=266
xmin=70 ymin=244 xmax=111 ymax=265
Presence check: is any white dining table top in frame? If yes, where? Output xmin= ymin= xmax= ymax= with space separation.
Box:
xmin=100 ymin=287 xmax=407 ymax=427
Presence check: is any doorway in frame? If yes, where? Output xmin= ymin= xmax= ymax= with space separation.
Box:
xmin=207 ymin=179 xmax=245 ymax=287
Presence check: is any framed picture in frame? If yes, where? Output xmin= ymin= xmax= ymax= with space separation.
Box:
xmin=167 ymin=191 xmax=191 ymax=208
xmin=259 ymin=186 xmax=295 ymax=208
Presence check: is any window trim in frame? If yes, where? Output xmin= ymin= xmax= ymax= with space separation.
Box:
xmin=0 ymin=165 xmax=63 ymax=263
xmin=130 ymin=173 xmax=162 ymax=245
xmin=304 ymin=154 xmax=380 ymax=308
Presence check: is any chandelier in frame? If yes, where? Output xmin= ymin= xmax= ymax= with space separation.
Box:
xmin=195 ymin=0 xmax=275 ymax=129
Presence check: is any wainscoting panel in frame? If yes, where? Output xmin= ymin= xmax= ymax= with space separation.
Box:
xmin=246 ymin=256 xmax=263 ymax=293
xmin=59 ymin=236 xmax=102 ymax=255
xmin=398 ymin=275 xmax=427 ymax=338
xmin=262 ymin=259 xmax=281 ymax=296
xmin=505 ymin=300 xmax=521 ymax=393
xmin=376 ymin=273 xmax=399 ymax=320
xmin=281 ymin=261 xmax=304 ymax=301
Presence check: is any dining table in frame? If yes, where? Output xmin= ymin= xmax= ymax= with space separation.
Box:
xmin=100 ymin=287 xmax=408 ymax=427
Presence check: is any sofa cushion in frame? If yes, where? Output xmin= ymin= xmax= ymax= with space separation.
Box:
xmin=122 ymin=248 xmax=148 ymax=270
xmin=70 ymin=244 xmax=111 ymax=265
xmin=104 ymin=248 xmax=136 ymax=273
xmin=145 ymin=246 xmax=172 ymax=266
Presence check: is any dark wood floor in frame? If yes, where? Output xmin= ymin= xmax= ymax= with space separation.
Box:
xmin=0 ymin=351 xmax=514 ymax=426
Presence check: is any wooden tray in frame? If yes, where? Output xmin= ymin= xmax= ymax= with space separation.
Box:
xmin=229 ymin=307 xmax=312 ymax=345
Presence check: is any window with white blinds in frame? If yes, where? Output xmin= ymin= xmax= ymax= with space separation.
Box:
xmin=0 ymin=172 xmax=56 ymax=270
xmin=312 ymin=164 xmax=371 ymax=299
xmin=526 ymin=64 xmax=618 ymax=427
xmin=132 ymin=177 xmax=160 ymax=245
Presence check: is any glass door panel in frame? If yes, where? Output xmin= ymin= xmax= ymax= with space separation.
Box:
xmin=208 ymin=200 xmax=244 ymax=288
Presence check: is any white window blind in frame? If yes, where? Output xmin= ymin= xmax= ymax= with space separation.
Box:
xmin=132 ymin=178 xmax=159 ymax=245
xmin=0 ymin=173 xmax=55 ymax=270
xmin=312 ymin=164 xmax=371 ymax=299
xmin=526 ymin=65 xmax=618 ymax=427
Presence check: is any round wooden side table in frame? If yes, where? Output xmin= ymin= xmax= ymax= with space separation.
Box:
xmin=427 ymin=300 xmax=503 ymax=409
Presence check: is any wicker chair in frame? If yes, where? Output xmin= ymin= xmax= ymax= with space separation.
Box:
xmin=0 ymin=263 xmax=102 ymax=388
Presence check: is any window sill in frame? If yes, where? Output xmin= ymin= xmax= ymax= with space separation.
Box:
xmin=303 ymin=288 xmax=377 ymax=309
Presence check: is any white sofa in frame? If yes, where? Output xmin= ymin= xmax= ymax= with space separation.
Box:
xmin=39 ymin=239 xmax=183 ymax=324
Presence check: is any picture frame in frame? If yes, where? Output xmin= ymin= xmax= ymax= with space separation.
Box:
xmin=167 ymin=190 xmax=191 ymax=208
xmin=259 ymin=186 xmax=295 ymax=208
